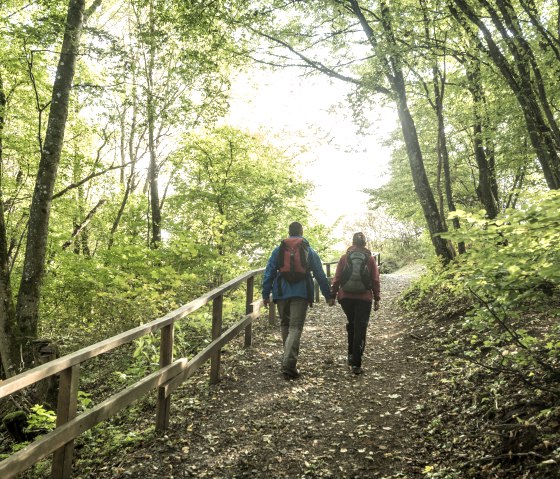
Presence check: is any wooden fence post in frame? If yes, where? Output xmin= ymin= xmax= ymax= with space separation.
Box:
xmin=51 ymin=364 xmax=79 ymax=479
xmin=156 ymin=324 xmax=174 ymax=431
xmin=210 ymin=296 xmax=223 ymax=384
xmin=244 ymin=277 xmax=254 ymax=348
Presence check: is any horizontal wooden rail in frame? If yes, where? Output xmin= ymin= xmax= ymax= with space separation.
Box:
xmin=0 ymin=268 xmax=264 ymax=399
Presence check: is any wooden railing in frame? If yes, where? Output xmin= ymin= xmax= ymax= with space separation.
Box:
xmin=0 ymin=267 xmax=272 ymax=479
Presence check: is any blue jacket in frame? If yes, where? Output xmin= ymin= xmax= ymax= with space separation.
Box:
xmin=261 ymin=236 xmax=332 ymax=303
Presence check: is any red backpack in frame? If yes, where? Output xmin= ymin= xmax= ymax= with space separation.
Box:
xmin=277 ymin=237 xmax=310 ymax=283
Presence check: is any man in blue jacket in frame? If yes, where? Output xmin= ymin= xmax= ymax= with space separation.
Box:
xmin=262 ymin=222 xmax=334 ymax=379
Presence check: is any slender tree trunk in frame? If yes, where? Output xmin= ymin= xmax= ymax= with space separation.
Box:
xmin=436 ymin=152 xmax=445 ymax=230
xmin=119 ymin=106 xmax=126 ymax=184
xmin=109 ymin=176 xmax=132 ymax=249
xmin=0 ymin=200 xmax=16 ymax=377
xmin=0 ymin=74 xmax=17 ymax=376
xmin=146 ymin=0 xmax=161 ymax=248
xmin=394 ymin=89 xmax=453 ymax=261
xmin=13 ymin=0 xmax=87 ymax=369
xmin=464 ymin=57 xmax=499 ymax=219
xmin=505 ymin=165 xmax=526 ymax=209
xmin=435 ymin=86 xmax=465 ymax=253
xmin=62 ymin=199 xmax=105 ymax=251
xmin=485 ymin=127 xmax=499 ymax=203
xmin=110 ymin=60 xmax=139 ymax=248
xmin=419 ymin=0 xmax=465 ymax=254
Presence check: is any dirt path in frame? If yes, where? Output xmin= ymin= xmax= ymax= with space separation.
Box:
xmin=93 ymin=269 xmax=435 ymax=479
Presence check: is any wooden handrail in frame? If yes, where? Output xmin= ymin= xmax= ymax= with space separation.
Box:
xmin=0 ymin=306 xmax=264 ymax=479
xmin=0 ymin=267 xmax=266 ymax=479
xmin=0 ymin=268 xmax=264 ymax=399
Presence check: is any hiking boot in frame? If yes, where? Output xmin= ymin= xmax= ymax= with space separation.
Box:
xmin=352 ymin=366 xmax=363 ymax=375
xmin=282 ymin=368 xmax=300 ymax=380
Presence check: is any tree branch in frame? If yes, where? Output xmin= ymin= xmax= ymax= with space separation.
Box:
xmin=52 ymin=161 xmax=133 ymax=200
xmin=62 ymin=199 xmax=106 ymax=250
xmin=249 ymin=26 xmax=390 ymax=95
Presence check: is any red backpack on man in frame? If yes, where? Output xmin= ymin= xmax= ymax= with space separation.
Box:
xmin=277 ymin=237 xmax=310 ymax=282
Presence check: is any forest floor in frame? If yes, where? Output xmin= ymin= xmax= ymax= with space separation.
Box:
xmin=73 ymin=266 xmax=443 ymax=478
xmin=48 ymin=265 xmax=558 ymax=478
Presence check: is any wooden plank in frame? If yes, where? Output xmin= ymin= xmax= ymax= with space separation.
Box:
xmin=210 ymin=296 xmax=223 ymax=385
xmin=0 ymin=268 xmax=265 ymax=399
xmin=51 ymin=365 xmax=80 ymax=479
xmin=156 ymin=324 xmax=174 ymax=431
xmin=163 ymin=309 xmax=261 ymax=396
xmin=0 ymin=359 xmax=189 ymax=479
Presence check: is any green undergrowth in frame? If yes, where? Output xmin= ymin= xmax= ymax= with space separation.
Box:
xmin=401 ymin=191 xmax=560 ymax=478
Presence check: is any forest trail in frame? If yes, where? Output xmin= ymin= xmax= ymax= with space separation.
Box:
xmin=80 ymin=267 xmax=436 ymax=478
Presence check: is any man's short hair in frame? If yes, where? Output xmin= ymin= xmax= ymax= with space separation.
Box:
xmin=352 ymin=232 xmax=367 ymax=247
xmin=289 ymin=221 xmax=304 ymax=236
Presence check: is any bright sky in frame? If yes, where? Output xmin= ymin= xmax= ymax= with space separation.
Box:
xmin=227 ymin=67 xmax=395 ymax=241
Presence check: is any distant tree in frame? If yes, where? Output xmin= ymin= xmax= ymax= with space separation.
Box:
xmin=167 ymin=126 xmax=311 ymax=282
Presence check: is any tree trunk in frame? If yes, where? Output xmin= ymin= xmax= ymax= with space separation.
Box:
xmin=109 ymin=177 xmax=133 ymax=249
xmin=435 ymin=84 xmax=465 ymax=254
xmin=13 ymin=0 xmax=86 ymax=369
xmin=110 ymin=62 xmax=139 ymax=249
xmin=146 ymin=0 xmax=161 ymax=248
xmin=394 ymin=90 xmax=453 ymax=261
xmin=62 ymin=199 xmax=106 ymax=251
xmin=350 ymin=0 xmax=454 ymax=262
xmin=0 ymin=74 xmax=17 ymax=377
xmin=0 ymin=200 xmax=16 ymax=377
xmin=465 ymin=57 xmax=499 ymax=219
xmin=419 ymin=0 xmax=466 ymax=254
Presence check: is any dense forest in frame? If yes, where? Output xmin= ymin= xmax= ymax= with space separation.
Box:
xmin=0 ymin=0 xmax=559 ymax=477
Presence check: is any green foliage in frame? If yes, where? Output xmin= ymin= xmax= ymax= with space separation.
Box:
xmin=24 ymin=405 xmax=57 ymax=436
xmin=168 ymin=126 xmax=313 ymax=262
xmin=400 ymin=256 xmax=472 ymax=320
xmin=445 ymin=190 xmax=560 ymax=314
xmin=405 ymin=191 xmax=560 ymax=397
xmin=75 ymin=418 xmax=157 ymax=473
